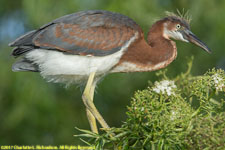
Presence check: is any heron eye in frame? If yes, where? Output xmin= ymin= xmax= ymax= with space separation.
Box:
xmin=176 ymin=24 xmax=181 ymax=29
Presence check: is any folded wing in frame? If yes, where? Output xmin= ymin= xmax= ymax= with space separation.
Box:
xmin=10 ymin=10 xmax=142 ymax=57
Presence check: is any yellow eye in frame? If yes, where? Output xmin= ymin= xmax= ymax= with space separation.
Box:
xmin=176 ymin=24 xmax=181 ymax=29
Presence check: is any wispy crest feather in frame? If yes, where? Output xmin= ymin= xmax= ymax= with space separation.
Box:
xmin=165 ymin=9 xmax=192 ymax=24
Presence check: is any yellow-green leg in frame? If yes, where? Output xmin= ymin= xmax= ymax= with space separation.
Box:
xmin=82 ymin=72 xmax=109 ymax=132
xmin=86 ymin=81 xmax=98 ymax=133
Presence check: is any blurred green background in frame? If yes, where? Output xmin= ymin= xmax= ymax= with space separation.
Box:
xmin=0 ymin=0 xmax=224 ymax=145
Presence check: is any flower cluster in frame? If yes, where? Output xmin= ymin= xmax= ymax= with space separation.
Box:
xmin=170 ymin=111 xmax=177 ymax=120
xmin=152 ymin=80 xmax=177 ymax=96
xmin=212 ymin=73 xmax=224 ymax=91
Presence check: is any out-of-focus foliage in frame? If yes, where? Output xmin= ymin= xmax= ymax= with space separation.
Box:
xmin=0 ymin=0 xmax=224 ymax=145
xmin=78 ymin=63 xmax=225 ymax=149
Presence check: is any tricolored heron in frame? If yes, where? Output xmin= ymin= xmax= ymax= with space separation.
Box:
xmin=9 ymin=10 xmax=211 ymax=133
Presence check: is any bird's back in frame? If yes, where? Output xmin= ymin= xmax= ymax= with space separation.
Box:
xmin=10 ymin=10 xmax=142 ymax=57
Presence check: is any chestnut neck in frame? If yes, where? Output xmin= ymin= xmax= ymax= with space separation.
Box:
xmin=114 ymin=20 xmax=177 ymax=72
xmin=146 ymin=20 xmax=177 ymax=65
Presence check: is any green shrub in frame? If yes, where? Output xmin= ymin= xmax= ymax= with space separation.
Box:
xmin=75 ymin=60 xmax=225 ymax=150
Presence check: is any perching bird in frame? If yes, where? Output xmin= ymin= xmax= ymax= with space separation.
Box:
xmin=9 ymin=10 xmax=211 ymax=133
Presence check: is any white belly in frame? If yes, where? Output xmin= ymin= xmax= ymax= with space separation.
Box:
xmin=25 ymin=49 xmax=124 ymax=84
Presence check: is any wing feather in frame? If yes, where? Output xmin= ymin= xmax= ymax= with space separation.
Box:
xmin=10 ymin=10 xmax=142 ymax=57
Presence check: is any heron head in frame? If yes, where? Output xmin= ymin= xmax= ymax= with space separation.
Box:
xmin=163 ymin=12 xmax=211 ymax=53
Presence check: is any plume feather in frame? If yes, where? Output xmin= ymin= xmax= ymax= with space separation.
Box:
xmin=165 ymin=9 xmax=192 ymax=24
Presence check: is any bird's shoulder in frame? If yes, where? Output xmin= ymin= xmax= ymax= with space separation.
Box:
xmin=54 ymin=10 xmax=141 ymax=30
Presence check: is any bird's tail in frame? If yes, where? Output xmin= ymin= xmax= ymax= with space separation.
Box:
xmin=12 ymin=58 xmax=39 ymax=72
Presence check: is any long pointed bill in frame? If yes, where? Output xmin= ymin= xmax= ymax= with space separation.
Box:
xmin=182 ymin=30 xmax=211 ymax=53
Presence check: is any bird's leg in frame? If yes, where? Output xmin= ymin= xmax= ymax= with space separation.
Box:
xmin=82 ymin=72 xmax=110 ymax=132
xmin=86 ymin=81 xmax=98 ymax=133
